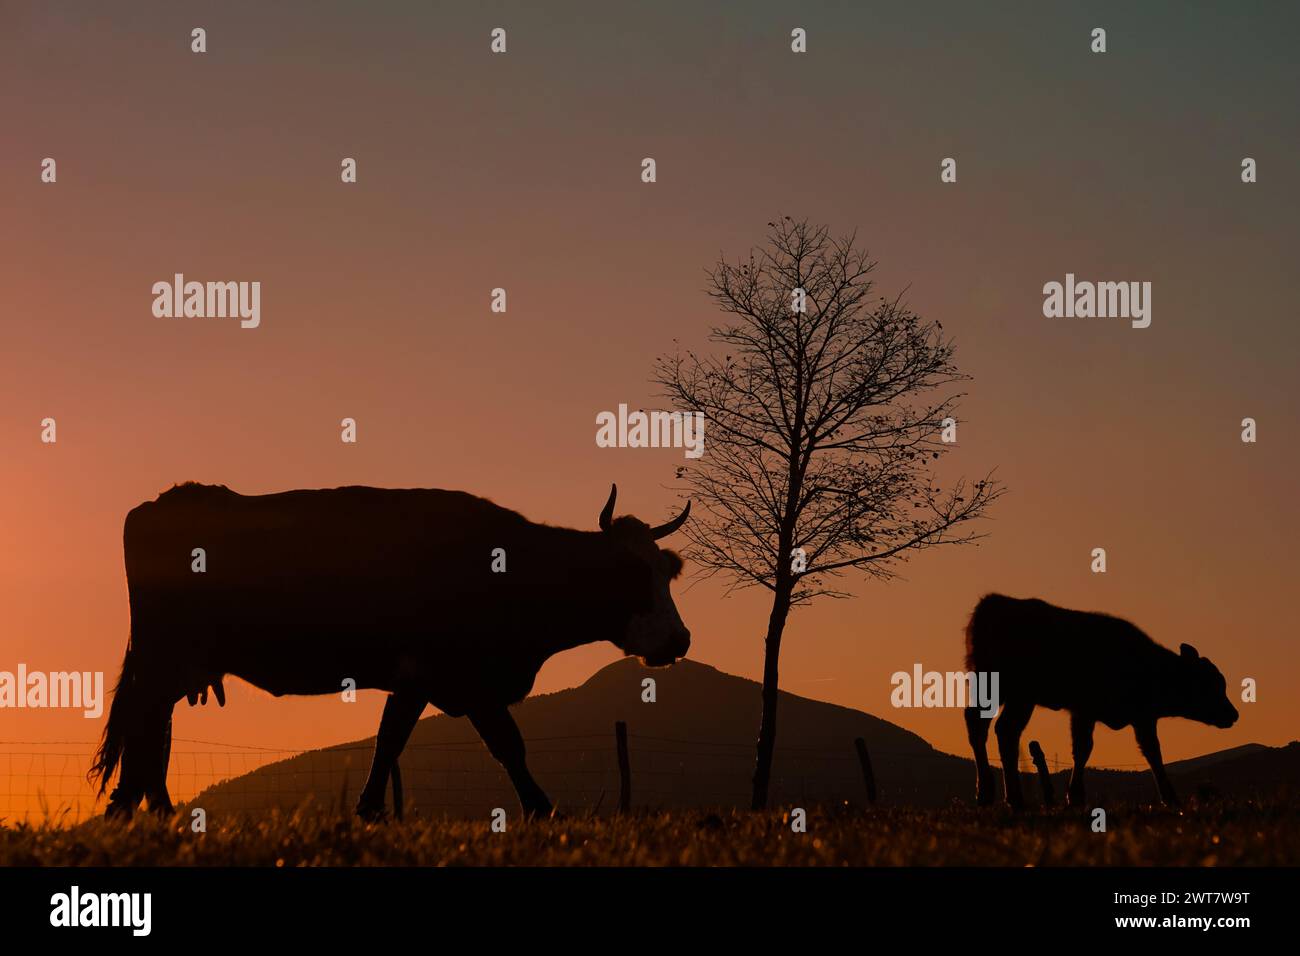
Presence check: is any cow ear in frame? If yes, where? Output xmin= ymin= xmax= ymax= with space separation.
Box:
xmin=1180 ymin=643 xmax=1199 ymax=660
xmin=661 ymin=549 xmax=684 ymax=580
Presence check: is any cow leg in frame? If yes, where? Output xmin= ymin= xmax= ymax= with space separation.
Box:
xmin=106 ymin=754 xmax=147 ymax=821
xmin=145 ymin=709 xmax=176 ymax=815
xmin=964 ymin=706 xmax=997 ymax=805
xmin=995 ymin=700 xmax=1034 ymax=810
xmin=107 ymin=695 xmax=175 ymax=818
xmin=1133 ymin=718 xmax=1179 ymax=807
xmin=105 ymin=712 xmax=147 ymax=820
xmin=356 ymin=691 xmax=426 ymax=821
xmin=1067 ymin=714 xmax=1095 ymax=808
xmin=469 ymin=707 xmax=552 ymax=819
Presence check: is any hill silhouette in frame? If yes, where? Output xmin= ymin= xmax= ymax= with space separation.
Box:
xmin=187 ymin=659 xmax=1296 ymax=816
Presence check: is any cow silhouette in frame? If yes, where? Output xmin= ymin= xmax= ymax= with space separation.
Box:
xmin=963 ymin=594 xmax=1238 ymax=809
xmin=90 ymin=482 xmax=691 ymax=820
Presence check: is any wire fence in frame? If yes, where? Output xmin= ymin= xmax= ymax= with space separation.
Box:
xmin=0 ymin=731 xmax=1153 ymax=824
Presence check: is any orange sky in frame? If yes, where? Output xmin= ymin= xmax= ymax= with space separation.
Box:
xmin=2 ymin=1 xmax=1297 ymax=819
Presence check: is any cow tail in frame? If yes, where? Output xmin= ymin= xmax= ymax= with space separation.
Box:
xmin=89 ymin=642 xmax=137 ymax=795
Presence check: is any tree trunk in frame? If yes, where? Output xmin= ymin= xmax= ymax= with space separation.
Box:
xmin=751 ymin=583 xmax=793 ymax=810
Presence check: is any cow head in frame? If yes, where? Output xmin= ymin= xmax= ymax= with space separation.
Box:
xmin=1173 ymin=643 xmax=1239 ymax=729
xmin=598 ymin=484 xmax=691 ymax=667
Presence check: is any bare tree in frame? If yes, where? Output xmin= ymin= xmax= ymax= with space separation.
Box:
xmin=654 ymin=218 xmax=1004 ymax=810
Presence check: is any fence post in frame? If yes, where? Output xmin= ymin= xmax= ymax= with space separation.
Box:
xmin=615 ymin=720 xmax=631 ymax=813
xmin=1028 ymin=740 xmax=1053 ymax=808
xmin=853 ymin=737 xmax=877 ymax=804
xmin=391 ymin=760 xmax=404 ymax=821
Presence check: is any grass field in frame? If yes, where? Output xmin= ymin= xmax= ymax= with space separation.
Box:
xmin=2 ymin=797 xmax=1295 ymax=866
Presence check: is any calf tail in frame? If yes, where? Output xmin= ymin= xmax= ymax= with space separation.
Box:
xmin=965 ymin=592 xmax=1007 ymax=673
xmin=88 ymin=643 xmax=137 ymax=795
xmin=965 ymin=596 xmax=989 ymax=672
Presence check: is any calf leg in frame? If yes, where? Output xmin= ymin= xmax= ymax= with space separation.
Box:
xmin=995 ymin=700 xmax=1034 ymax=810
xmin=1133 ymin=718 xmax=1179 ymax=807
xmin=356 ymin=691 xmax=426 ymax=821
xmin=1067 ymin=714 xmax=1095 ymax=807
xmin=964 ymin=706 xmax=997 ymax=805
xmin=470 ymin=706 xmax=552 ymax=818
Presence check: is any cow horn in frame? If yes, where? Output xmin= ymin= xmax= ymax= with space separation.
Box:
xmin=650 ymin=501 xmax=691 ymax=539
xmin=599 ymin=484 xmax=617 ymax=531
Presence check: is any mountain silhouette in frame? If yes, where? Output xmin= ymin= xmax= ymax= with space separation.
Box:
xmin=186 ymin=658 xmax=1296 ymax=816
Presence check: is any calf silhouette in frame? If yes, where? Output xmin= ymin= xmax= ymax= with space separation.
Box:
xmin=963 ymin=594 xmax=1238 ymax=809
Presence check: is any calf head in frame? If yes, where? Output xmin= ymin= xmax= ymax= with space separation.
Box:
xmin=598 ymin=484 xmax=691 ymax=667
xmin=1172 ymin=643 xmax=1238 ymax=729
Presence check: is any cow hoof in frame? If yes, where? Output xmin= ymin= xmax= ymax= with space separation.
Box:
xmin=355 ymin=803 xmax=389 ymax=823
xmin=104 ymin=801 xmax=135 ymax=822
xmin=146 ymin=792 xmax=175 ymax=816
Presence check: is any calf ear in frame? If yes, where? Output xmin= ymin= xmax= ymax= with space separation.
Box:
xmin=1180 ymin=643 xmax=1199 ymax=660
